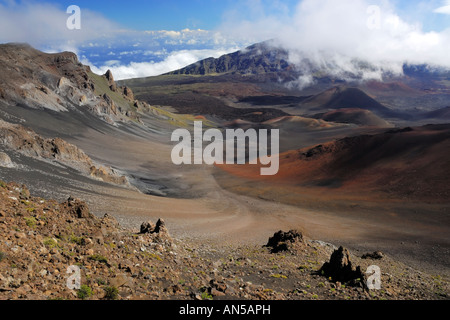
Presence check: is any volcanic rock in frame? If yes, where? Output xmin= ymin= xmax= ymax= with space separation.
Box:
xmin=60 ymin=197 xmax=93 ymax=219
xmin=265 ymin=230 xmax=305 ymax=253
xmin=122 ymin=87 xmax=134 ymax=101
xmin=154 ymin=219 xmax=167 ymax=234
xmin=140 ymin=221 xmax=156 ymax=234
xmin=0 ymin=152 xmax=14 ymax=168
xmin=104 ymin=70 xmax=117 ymax=92
xmin=319 ymin=246 xmax=366 ymax=285
xmin=361 ymin=251 xmax=384 ymax=260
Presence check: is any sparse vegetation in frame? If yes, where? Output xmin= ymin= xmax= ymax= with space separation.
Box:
xmin=0 ymin=180 xmax=448 ymax=301
xmin=103 ymin=286 xmax=119 ymax=300
xmin=88 ymin=254 xmax=108 ymax=264
xmin=270 ymin=274 xmax=288 ymax=279
xmin=70 ymin=235 xmax=86 ymax=246
xmin=43 ymin=238 xmax=58 ymax=248
xmin=25 ymin=216 xmax=37 ymax=228
xmin=201 ymin=291 xmax=213 ymax=300
xmin=77 ymin=285 xmax=93 ymax=300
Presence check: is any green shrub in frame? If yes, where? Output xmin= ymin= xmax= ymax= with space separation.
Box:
xmin=77 ymin=285 xmax=93 ymax=300
xmin=103 ymin=286 xmax=119 ymax=300
xmin=70 ymin=235 xmax=86 ymax=246
xmin=88 ymin=254 xmax=108 ymax=264
xmin=201 ymin=291 xmax=213 ymax=300
xmin=0 ymin=252 xmax=5 ymax=262
xmin=25 ymin=217 xmax=37 ymax=228
xmin=43 ymin=238 xmax=58 ymax=248
xmin=270 ymin=274 xmax=287 ymax=279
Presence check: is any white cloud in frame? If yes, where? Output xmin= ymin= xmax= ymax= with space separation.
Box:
xmin=84 ymin=48 xmax=239 ymax=80
xmin=0 ymin=0 xmax=120 ymax=51
xmin=434 ymin=0 xmax=450 ymax=14
xmin=219 ymin=0 xmax=450 ymax=86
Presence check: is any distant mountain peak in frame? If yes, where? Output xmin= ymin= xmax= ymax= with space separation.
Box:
xmin=167 ymin=40 xmax=292 ymax=76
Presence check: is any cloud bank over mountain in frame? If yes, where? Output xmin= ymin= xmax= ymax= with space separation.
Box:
xmin=0 ymin=0 xmax=449 ymax=80
xmin=85 ymin=47 xmax=240 ymax=80
xmin=219 ymin=0 xmax=450 ymax=86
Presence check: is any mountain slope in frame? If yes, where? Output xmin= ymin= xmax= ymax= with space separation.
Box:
xmin=218 ymin=124 xmax=450 ymax=202
xmin=167 ymin=41 xmax=293 ymax=76
xmin=422 ymin=106 xmax=450 ymax=119
xmin=301 ymin=87 xmax=399 ymax=118
xmin=0 ymin=43 xmax=139 ymax=125
xmin=312 ymin=108 xmax=392 ymax=127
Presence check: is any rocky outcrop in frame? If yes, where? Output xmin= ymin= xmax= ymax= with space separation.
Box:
xmin=122 ymin=87 xmax=134 ymax=101
xmin=140 ymin=221 xmax=156 ymax=234
xmin=60 ymin=197 xmax=93 ymax=219
xmin=89 ymin=166 xmax=128 ymax=186
xmin=104 ymin=70 xmax=117 ymax=92
xmin=265 ymin=230 xmax=305 ymax=253
xmin=361 ymin=251 xmax=384 ymax=260
xmin=319 ymin=246 xmax=366 ymax=285
xmin=0 ymin=152 xmax=14 ymax=168
xmin=0 ymin=119 xmax=129 ymax=187
xmin=0 ymin=120 xmax=91 ymax=166
xmin=0 ymin=44 xmax=137 ymax=125
xmin=140 ymin=219 xmax=169 ymax=236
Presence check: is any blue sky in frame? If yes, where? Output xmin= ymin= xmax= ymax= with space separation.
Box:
xmin=33 ymin=0 xmax=301 ymax=30
xmin=7 ymin=0 xmax=446 ymax=31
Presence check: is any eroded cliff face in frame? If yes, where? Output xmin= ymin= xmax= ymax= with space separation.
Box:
xmin=0 ymin=119 xmax=130 ymax=187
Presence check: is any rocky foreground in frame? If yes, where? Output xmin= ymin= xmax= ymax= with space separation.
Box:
xmin=0 ymin=181 xmax=448 ymax=300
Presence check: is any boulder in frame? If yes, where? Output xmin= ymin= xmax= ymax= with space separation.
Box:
xmin=104 ymin=70 xmax=117 ymax=92
xmin=61 ymin=197 xmax=93 ymax=219
xmin=104 ymin=69 xmax=114 ymax=82
xmin=101 ymin=213 xmax=120 ymax=228
xmin=319 ymin=246 xmax=366 ymax=285
xmin=140 ymin=219 xmax=170 ymax=238
xmin=122 ymin=86 xmax=134 ymax=101
xmin=57 ymin=77 xmax=70 ymax=88
xmin=140 ymin=221 xmax=156 ymax=234
xmin=361 ymin=251 xmax=384 ymax=260
xmin=155 ymin=219 xmax=167 ymax=234
xmin=265 ymin=230 xmax=304 ymax=253
xmin=0 ymin=152 xmax=14 ymax=168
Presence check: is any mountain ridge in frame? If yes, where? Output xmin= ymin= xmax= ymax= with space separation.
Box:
xmin=166 ymin=41 xmax=293 ymax=77
xmin=0 ymin=42 xmax=141 ymax=125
